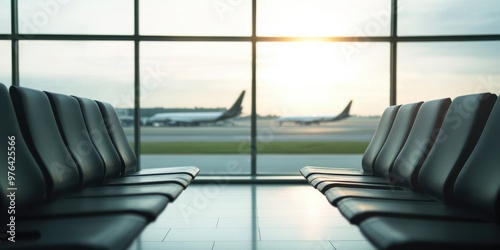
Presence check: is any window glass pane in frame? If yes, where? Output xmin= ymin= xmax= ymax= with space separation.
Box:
xmin=398 ymin=0 xmax=500 ymax=36
xmin=257 ymin=42 xmax=389 ymax=174
xmin=18 ymin=0 xmax=133 ymax=35
xmin=0 ymin=0 xmax=10 ymax=33
xmin=140 ymin=42 xmax=251 ymax=175
xmin=398 ymin=42 xmax=500 ymax=104
xmin=19 ymin=41 xmax=134 ymax=108
xmin=257 ymin=0 xmax=390 ymax=37
xmin=0 ymin=41 xmax=11 ymax=85
xmin=141 ymin=0 xmax=251 ymax=36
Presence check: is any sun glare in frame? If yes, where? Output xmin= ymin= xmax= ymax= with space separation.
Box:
xmin=258 ymin=42 xmax=357 ymax=116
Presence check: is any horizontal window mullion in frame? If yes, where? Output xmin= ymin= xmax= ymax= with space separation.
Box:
xmin=397 ymin=35 xmax=500 ymax=42
xmin=9 ymin=35 xmax=500 ymax=43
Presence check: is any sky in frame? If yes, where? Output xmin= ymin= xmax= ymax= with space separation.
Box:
xmin=1 ymin=0 xmax=500 ymax=116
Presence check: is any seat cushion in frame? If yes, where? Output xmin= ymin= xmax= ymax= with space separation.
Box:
xmin=325 ymin=187 xmax=434 ymax=206
xmin=5 ymin=214 xmax=147 ymax=250
xmin=310 ymin=175 xmax=389 ymax=188
xmin=316 ymin=181 xmax=402 ymax=193
xmin=63 ymin=183 xmax=184 ymax=200
xmin=360 ymin=217 xmax=500 ymax=250
xmin=129 ymin=166 xmax=200 ymax=178
xmin=306 ymin=171 xmax=371 ymax=183
xmin=300 ymin=166 xmax=368 ymax=178
xmin=104 ymin=173 xmax=192 ymax=188
xmin=19 ymin=195 xmax=169 ymax=221
xmin=337 ymin=197 xmax=488 ymax=224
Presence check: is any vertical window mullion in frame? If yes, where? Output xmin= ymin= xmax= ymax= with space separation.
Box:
xmin=11 ymin=0 xmax=19 ymax=86
xmin=251 ymin=0 xmax=257 ymax=176
xmin=390 ymin=0 xmax=398 ymax=105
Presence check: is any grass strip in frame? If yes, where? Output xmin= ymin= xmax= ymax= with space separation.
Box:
xmin=136 ymin=141 xmax=368 ymax=154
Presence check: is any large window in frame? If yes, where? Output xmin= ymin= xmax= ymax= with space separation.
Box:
xmin=3 ymin=0 xmax=500 ymax=176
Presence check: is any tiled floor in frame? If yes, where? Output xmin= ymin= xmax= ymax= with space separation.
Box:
xmin=128 ymin=184 xmax=376 ymax=250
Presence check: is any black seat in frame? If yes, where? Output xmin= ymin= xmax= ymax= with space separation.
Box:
xmin=0 ymin=84 xmax=46 ymax=221
xmin=10 ymin=85 xmax=170 ymax=220
xmin=324 ymin=98 xmax=451 ymax=205
xmin=45 ymin=91 xmax=185 ymax=200
xmin=96 ymin=100 xmax=200 ymax=177
xmin=313 ymin=102 xmax=422 ymax=192
xmin=301 ymin=105 xmax=400 ymax=179
xmin=359 ymin=93 xmax=500 ymax=249
xmin=72 ymin=96 xmax=193 ymax=188
xmin=0 ymin=83 xmax=148 ymax=249
xmin=336 ymin=93 xmax=497 ymax=224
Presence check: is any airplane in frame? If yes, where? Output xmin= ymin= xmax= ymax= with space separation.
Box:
xmin=146 ymin=91 xmax=245 ymax=127
xmin=276 ymin=100 xmax=353 ymax=126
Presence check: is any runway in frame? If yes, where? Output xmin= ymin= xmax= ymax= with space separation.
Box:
xmin=126 ymin=117 xmax=378 ymax=143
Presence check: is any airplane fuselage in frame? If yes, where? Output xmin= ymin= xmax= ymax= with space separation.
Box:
xmin=277 ymin=116 xmax=339 ymax=125
xmin=148 ymin=112 xmax=225 ymax=126
xmin=276 ymin=100 xmax=353 ymax=126
xmin=146 ymin=90 xmax=246 ymax=127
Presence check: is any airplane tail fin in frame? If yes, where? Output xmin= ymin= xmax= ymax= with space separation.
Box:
xmin=337 ymin=100 xmax=353 ymax=119
xmin=217 ymin=91 xmax=246 ymax=121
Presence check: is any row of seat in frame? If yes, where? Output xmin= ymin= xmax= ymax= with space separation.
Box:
xmin=0 ymin=83 xmax=199 ymax=249
xmin=301 ymin=92 xmax=500 ymax=249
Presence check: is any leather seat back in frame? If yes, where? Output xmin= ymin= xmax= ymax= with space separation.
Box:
xmin=372 ymin=102 xmax=422 ymax=179
xmin=10 ymin=86 xmax=80 ymax=198
xmin=46 ymin=92 xmax=106 ymax=187
xmin=0 ymin=84 xmax=46 ymax=222
xmin=360 ymin=105 xmax=401 ymax=173
xmin=418 ymin=93 xmax=496 ymax=202
xmin=453 ymin=96 xmax=500 ymax=221
xmin=97 ymin=101 xmax=138 ymax=175
xmin=74 ymin=96 xmax=122 ymax=179
xmin=391 ymin=98 xmax=451 ymax=190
